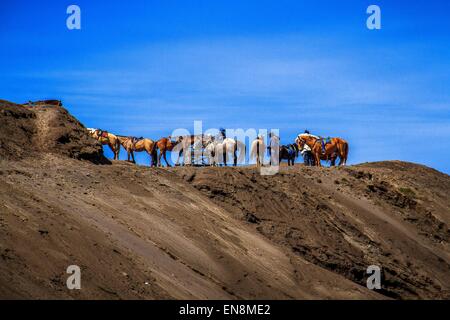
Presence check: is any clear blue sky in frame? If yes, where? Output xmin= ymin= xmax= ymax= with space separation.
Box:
xmin=1 ymin=0 xmax=449 ymax=172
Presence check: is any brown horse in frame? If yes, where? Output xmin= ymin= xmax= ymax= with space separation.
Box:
xmin=156 ymin=137 xmax=179 ymax=167
xmin=87 ymin=128 xmax=121 ymax=160
xmin=296 ymin=134 xmax=348 ymax=167
xmin=117 ymin=136 xmax=158 ymax=166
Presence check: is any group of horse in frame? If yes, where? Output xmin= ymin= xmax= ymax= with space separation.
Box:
xmin=86 ymin=128 xmax=349 ymax=168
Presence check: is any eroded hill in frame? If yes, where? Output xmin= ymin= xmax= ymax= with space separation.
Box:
xmin=0 ymin=100 xmax=449 ymax=299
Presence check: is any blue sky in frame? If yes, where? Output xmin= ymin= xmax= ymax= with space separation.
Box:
xmin=1 ymin=0 xmax=450 ymax=172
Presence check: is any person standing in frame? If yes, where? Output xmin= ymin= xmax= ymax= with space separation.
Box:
xmin=218 ymin=128 xmax=226 ymax=141
xmin=300 ymin=143 xmax=315 ymax=166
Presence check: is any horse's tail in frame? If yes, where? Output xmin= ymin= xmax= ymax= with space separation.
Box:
xmin=335 ymin=139 xmax=348 ymax=166
xmin=342 ymin=141 xmax=349 ymax=165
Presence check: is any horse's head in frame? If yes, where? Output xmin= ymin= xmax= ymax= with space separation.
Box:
xmin=174 ymin=136 xmax=184 ymax=144
xmin=296 ymin=137 xmax=306 ymax=151
xmin=165 ymin=136 xmax=181 ymax=151
xmin=87 ymin=128 xmax=99 ymax=139
xmin=203 ymin=134 xmax=215 ymax=147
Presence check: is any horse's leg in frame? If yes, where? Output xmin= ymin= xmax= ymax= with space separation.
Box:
xmin=336 ymin=144 xmax=344 ymax=166
xmin=152 ymin=145 xmax=159 ymax=167
xmin=158 ymin=150 xmax=163 ymax=167
xmin=208 ymin=152 xmax=213 ymax=166
xmin=131 ymin=151 xmax=136 ymax=164
xmin=268 ymin=148 xmax=271 ymax=166
xmin=339 ymin=156 xmax=345 ymax=166
xmin=151 ymin=151 xmax=156 ymax=167
xmin=345 ymin=143 xmax=349 ymax=165
xmin=112 ymin=144 xmax=118 ymax=160
xmin=256 ymin=147 xmax=261 ymax=168
xmin=146 ymin=150 xmax=153 ymax=167
xmin=211 ymin=149 xmax=216 ymax=166
xmin=342 ymin=142 xmax=348 ymax=166
xmin=110 ymin=138 xmax=117 ymax=160
xmin=175 ymin=150 xmax=180 ymax=166
xmin=107 ymin=143 xmax=116 ymax=160
xmin=147 ymin=150 xmax=154 ymax=167
xmin=223 ymin=150 xmax=227 ymax=167
xmin=163 ymin=151 xmax=171 ymax=167
xmin=331 ymin=147 xmax=338 ymax=167
xmin=176 ymin=150 xmax=182 ymax=166
xmin=116 ymin=139 xmax=121 ymax=160
xmin=256 ymin=141 xmax=260 ymax=168
xmin=336 ymin=142 xmax=347 ymax=166
xmin=314 ymin=151 xmax=321 ymax=167
xmin=216 ymin=148 xmax=221 ymax=167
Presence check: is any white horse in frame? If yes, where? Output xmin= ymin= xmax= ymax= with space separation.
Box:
xmin=204 ymin=137 xmax=245 ymax=166
xmin=204 ymin=138 xmax=219 ymax=166
xmin=250 ymin=135 xmax=266 ymax=168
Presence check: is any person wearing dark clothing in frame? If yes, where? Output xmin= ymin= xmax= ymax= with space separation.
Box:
xmin=219 ymin=128 xmax=226 ymax=140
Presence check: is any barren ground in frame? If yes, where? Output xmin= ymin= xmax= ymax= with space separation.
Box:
xmin=1 ymin=100 xmax=449 ymax=299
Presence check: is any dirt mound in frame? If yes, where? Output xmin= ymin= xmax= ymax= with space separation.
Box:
xmin=0 ymin=99 xmax=449 ymax=299
xmin=0 ymin=100 xmax=107 ymax=163
xmin=174 ymin=163 xmax=450 ymax=299
xmin=0 ymin=100 xmax=36 ymax=160
xmin=0 ymin=157 xmax=381 ymax=299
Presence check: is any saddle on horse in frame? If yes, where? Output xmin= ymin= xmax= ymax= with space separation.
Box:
xmin=98 ymin=130 xmax=109 ymax=139
xmin=287 ymin=144 xmax=297 ymax=156
xmin=129 ymin=136 xmax=144 ymax=148
xmin=319 ymin=137 xmax=332 ymax=154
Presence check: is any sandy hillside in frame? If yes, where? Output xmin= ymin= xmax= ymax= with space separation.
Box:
xmin=0 ymin=100 xmax=449 ymax=299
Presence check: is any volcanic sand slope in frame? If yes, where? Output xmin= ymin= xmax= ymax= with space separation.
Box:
xmin=0 ymin=100 xmax=449 ymax=299
xmin=175 ymin=163 xmax=450 ymax=299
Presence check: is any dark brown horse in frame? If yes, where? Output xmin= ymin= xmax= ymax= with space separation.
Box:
xmin=296 ymin=134 xmax=348 ymax=167
xmin=279 ymin=144 xmax=298 ymax=166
